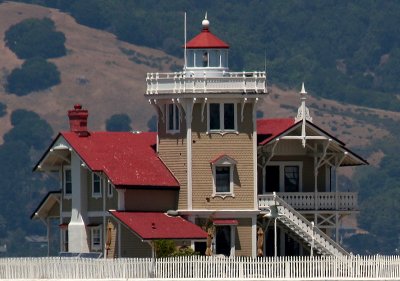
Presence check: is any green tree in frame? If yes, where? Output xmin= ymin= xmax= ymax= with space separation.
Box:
xmin=4 ymin=17 xmax=66 ymax=59
xmin=3 ymin=109 xmax=53 ymax=150
xmin=106 ymin=114 xmax=132 ymax=132
xmin=6 ymin=58 xmax=61 ymax=96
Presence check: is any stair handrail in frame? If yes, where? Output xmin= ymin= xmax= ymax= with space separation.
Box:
xmin=264 ymin=192 xmax=349 ymax=256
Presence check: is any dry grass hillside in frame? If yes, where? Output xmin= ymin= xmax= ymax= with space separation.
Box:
xmin=1 ymin=1 xmax=400 ymax=169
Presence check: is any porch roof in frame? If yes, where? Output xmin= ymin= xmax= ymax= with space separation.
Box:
xmin=31 ymin=191 xmax=60 ymax=220
xmin=256 ymin=118 xmax=368 ymax=166
xmin=109 ymin=211 xmax=208 ymax=241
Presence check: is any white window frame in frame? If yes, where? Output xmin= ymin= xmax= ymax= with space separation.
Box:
xmin=92 ymin=173 xmax=102 ymax=198
xmin=263 ymin=161 xmax=303 ymax=193
xmin=63 ymin=166 xmax=72 ymax=198
xmin=107 ymin=181 xmax=113 ymax=198
xmin=90 ymin=226 xmax=102 ymax=251
xmin=207 ymin=102 xmax=237 ymax=134
xmin=211 ymin=156 xmax=237 ymax=198
xmin=166 ymin=103 xmax=180 ymax=133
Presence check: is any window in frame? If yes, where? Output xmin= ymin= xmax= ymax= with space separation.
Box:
xmin=90 ymin=226 xmax=102 ymax=251
xmin=166 ymin=104 xmax=180 ymax=133
xmin=216 ymin=167 xmax=231 ymax=193
xmin=263 ymin=162 xmax=302 ymax=193
xmin=64 ymin=167 xmax=72 ymax=196
xmin=92 ymin=173 xmax=102 ymax=198
xmin=208 ymin=103 xmax=236 ymax=132
xmin=107 ymin=181 xmax=113 ymax=198
xmin=284 ymin=166 xmax=299 ymax=192
xmin=211 ymin=155 xmax=237 ymax=197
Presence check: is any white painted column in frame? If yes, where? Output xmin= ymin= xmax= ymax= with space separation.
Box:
xmin=68 ymin=152 xmax=89 ymax=253
xmin=251 ymin=215 xmax=257 ymax=257
xmin=252 ymin=101 xmax=258 ymax=257
xmin=185 ymin=99 xmax=194 ymax=210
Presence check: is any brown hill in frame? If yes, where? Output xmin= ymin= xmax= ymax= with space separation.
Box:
xmin=1 ymin=1 xmax=400 ymax=170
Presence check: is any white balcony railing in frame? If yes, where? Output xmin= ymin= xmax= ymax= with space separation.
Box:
xmin=258 ymin=192 xmax=358 ymax=211
xmin=146 ymin=71 xmax=267 ymax=95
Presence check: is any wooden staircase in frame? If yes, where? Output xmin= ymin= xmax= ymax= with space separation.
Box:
xmin=259 ymin=192 xmax=349 ymax=257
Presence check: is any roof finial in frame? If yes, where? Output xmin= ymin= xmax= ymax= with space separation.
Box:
xmin=202 ymin=12 xmax=209 ymax=29
xmin=295 ymin=82 xmax=313 ymax=123
xmin=300 ymin=82 xmax=307 ymax=100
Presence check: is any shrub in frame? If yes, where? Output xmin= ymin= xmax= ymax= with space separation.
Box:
xmin=6 ymin=58 xmax=61 ymax=96
xmin=4 ymin=17 xmax=66 ymax=59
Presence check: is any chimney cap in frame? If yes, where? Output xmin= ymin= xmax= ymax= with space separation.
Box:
xmin=74 ymin=104 xmax=82 ymax=110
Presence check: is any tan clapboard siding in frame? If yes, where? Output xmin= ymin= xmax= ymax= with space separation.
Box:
xmin=124 ymin=189 xmax=178 ymax=211
xmin=192 ymin=132 xmax=254 ymax=209
xmin=235 ymin=218 xmax=252 ymax=257
xmin=191 ymin=102 xmax=255 ymax=209
xmin=158 ymin=137 xmax=187 ymax=210
xmin=120 ymin=226 xmax=152 ymax=258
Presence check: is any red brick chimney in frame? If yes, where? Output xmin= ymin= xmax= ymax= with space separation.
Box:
xmin=68 ymin=104 xmax=89 ymax=137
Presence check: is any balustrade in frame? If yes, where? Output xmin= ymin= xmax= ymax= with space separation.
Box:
xmin=258 ymin=192 xmax=358 ymax=211
xmin=146 ymin=71 xmax=267 ymax=94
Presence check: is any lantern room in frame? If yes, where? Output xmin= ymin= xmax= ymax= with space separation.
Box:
xmin=185 ymin=15 xmax=229 ymax=76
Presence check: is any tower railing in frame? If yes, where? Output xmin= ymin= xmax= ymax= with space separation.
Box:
xmin=146 ymin=71 xmax=267 ymax=94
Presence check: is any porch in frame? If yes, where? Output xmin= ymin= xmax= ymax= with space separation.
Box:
xmin=0 ymin=256 xmax=399 ymax=280
xmin=258 ymin=192 xmax=358 ymax=211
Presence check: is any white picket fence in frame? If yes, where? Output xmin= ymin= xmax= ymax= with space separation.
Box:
xmin=1 ymin=255 xmax=400 ymax=280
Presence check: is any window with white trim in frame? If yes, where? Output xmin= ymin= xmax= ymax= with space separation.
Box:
xmin=208 ymin=103 xmax=236 ymax=132
xmin=107 ymin=181 xmax=113 ymax=198
xmin=212 ymin=155 xmax=237 ymax=197
xmin=92 ymin=173 xmax=102 ymax=198
xmin=90 ymin=226 xmax=102 ymax=251
xmin=63 ymin=166 xmax=72 ymax=197
xmin=166 ymin=103 xmax=180 ymax=133
xmin=264 ymin=162 xmax=302 ymax=193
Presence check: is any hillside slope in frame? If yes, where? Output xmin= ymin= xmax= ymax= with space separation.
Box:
xmin=0 ymin=2 xmax=179 ymax=140
xmin=1 ymin=2 xmax=399 ymax=153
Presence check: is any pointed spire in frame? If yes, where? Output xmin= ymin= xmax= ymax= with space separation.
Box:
xmin=300 ymin=82 xmax=307 ymax=96
xmin=295 ymin=82 xmax=313 ymax=124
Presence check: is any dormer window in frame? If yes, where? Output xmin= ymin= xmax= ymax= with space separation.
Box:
xmin=211 ymin=155 xmax=237 ymax=197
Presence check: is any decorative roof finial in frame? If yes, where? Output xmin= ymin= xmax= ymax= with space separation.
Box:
xmin=295 ymin=82 xmax=313 ymax=123
xmin=300 ymin=82 xmax=307 ymax=97
xmin=202 ymin=12 xmax=209 ymax=29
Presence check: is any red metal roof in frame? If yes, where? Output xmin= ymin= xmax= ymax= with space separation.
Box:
xmin=186 ymin=27 xmax=229 ymax=49
xmin=257 ymin=118 xmax=296 ymax=145
xmin=60 ymin=132 xmax=179 ymax=188
xmin=110 ymin=211 xmax=208 ymax=240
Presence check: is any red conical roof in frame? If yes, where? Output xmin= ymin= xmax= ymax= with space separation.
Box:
xmin=185 ymin=18 xmax=229 ymax=49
